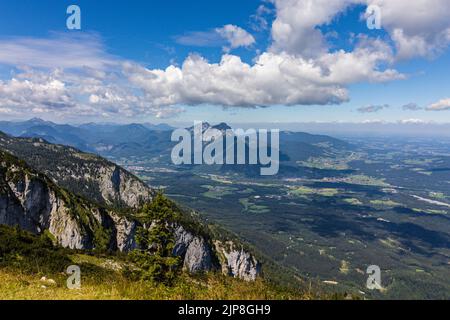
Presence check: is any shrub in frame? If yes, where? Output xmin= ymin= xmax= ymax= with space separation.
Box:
xmin=0 ymin=225 xmax=71 ymax=274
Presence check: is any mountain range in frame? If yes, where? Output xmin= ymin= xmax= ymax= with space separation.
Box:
xmin=0 ymin=118 xmax=354 ymax=178
xmin=0 ymin=118 xmax=174 ymax=152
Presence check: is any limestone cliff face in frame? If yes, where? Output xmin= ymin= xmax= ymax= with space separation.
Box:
xmin=0 ymin=163 xmax=92 ymax=249
xmin=172 ymin=225 xmax=261 ymax=280
xmin=109 ymin=213 xmax=137 ymax=252
xmin=48 ymin=202 xmax=91 ymax=250
xmin=214 ymin=241 xmax=261 ymax=281
xmin=173 ymin=225 xmax=214 ymax=273
xmin=95 ymin=164 xmax=154 ymax=208
xmin=0 ymin=155 xmax=136 ymax=251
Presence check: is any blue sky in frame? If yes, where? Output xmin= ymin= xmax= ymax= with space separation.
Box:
xmin=0 ymin=0 xmax=263 ymax=67
xmin=0 ymin=0 xmax=449 ymax=125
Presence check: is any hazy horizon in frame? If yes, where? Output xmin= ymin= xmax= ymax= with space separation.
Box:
xmin=2 ymin=116 xmax=450 ymax=137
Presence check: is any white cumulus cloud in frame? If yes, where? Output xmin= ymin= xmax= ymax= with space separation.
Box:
xmin=367 ymin=0 xmax=450 ymax=59
xmin=215 ymin=25 xmax=256 ymax=51
xmin=427 ymin=98 xmax=450 ymax=111
xmin=269 ymin=0 xmax=450 ymax=59
xmin=125 ymin=37 xmax=402 ymax=109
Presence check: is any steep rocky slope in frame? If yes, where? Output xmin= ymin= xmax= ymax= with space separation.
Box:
xmin=174 ymin=225 xmax=261 ymax=280
xmin=0 ymin=149 xmax=260 ymax=280
xmin=0 ymin=132 xmax=154 ymax=208
xmin=0 ymin=150 xmax=130 ymax=250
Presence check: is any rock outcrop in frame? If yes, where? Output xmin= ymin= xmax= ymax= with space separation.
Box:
xmin=215 ymin=241 xmax=261 ymax=281
xmin=173 ymin=225 xmax=261 ymax=280
xmin=0 ymin=168 xmax=141 ymax=252
xmin=0 ymin=152 xmax=138 ymax=251
xmin=173 ymin=225 xmax=214 ymax=273
xmin=0 ymin=160 xmax=92 ymax=249
xmin=183 ymin=237 xmax=213 ymax=273
xmin=96 ymin=163 xmax=153 ymax=208
xmin=109 ymin=213 xmax=138 ymax=252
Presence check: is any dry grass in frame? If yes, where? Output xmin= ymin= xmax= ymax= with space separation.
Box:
xmin=0 ymin=267 xmax=310 ymax=300
xmin=0 ymin=225 xmax=311 ymax=301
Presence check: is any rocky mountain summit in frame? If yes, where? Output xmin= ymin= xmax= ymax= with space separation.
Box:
xmin=0 ymin=132 xmax=154 ymax=208
xmin=0 ymin=142 xmax=261 ymax=281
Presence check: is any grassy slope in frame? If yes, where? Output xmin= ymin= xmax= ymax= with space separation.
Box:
xmin=0 ymin=269 xmax=309 ymax=300
xmin=0 ymin=225 xmax=312 ymax=300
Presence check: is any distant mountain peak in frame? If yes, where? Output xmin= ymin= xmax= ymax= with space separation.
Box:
xmin=187 ymin=122 xmax=233 ymax=133
xmin=187 ymin=122 xmax=211 ymax=133
xmin=29 ymin=117 xmax=44 ymax=122
xmin=22 ymin=118 xmax=56 ymax=128
xmin=212 ymin=122 xmax=232 ymax=131
xmin=26 ymin=117 xmax=47 ymax=124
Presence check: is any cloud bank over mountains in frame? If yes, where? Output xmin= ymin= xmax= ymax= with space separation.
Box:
xmin=0 ymin=0 xmax=449 ymax=120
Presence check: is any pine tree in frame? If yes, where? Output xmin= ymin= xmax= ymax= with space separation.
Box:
xmin=129 ymin=193 xmax=181 ymax=284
